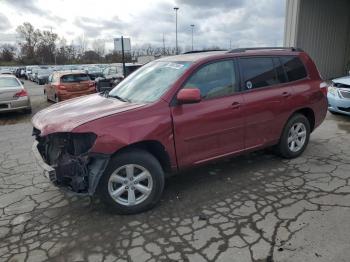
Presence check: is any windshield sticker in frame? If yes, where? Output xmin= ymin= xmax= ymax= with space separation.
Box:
xmin=164 ymin=63 xmax=185 ymax=70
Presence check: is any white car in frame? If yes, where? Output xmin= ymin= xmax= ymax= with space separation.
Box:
xmin=327 ymin=75 xmax=350 ymax=116
xmin=0 ymin=75 xmax=32 ymax=113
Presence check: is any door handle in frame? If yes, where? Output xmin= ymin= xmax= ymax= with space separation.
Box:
xmin=282 ymin=92 xmax=291 ymax=98
xmin=231 ymin=101 xmax=241 ymax=109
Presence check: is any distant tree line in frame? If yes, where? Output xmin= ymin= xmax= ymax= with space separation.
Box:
xmin=0 ymin=22 xmax=134 ymax=66
xmin=0 ymin=22 xmax=223 ymax=66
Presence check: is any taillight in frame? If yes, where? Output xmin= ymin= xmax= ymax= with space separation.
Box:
xmin=88 ymin=82 xmax=95 ymax=88
xmin=13 ymin=89 xmax=28 ymax=98
xmin=319 ymin=81 xmax=328 ymax=96
xmin=58 ymin=85 xmax=67 ymax=90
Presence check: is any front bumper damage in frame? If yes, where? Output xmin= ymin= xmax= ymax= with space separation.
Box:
xmin=32 ymin=130 xmax=110 ymax=195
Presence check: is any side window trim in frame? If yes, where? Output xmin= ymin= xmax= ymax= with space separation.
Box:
xmin=277 ymin=57 xmax=289 ymax=82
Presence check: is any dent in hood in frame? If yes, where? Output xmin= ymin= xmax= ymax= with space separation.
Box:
xmin=32 ymin=93 xmax=145 ymax=136
xmin=332 ymin=76 xmax=350 ymax=87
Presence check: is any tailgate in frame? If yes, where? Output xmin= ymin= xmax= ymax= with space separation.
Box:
xmin=64 ymin=81 xmax=92 ymax=92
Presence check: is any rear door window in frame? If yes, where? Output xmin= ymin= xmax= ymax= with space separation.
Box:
xmin=61 ymin=74 xmax=90 ymax=83
xmin=239 ymin=57 xmax=280 ymax=90
xmin=280 ymin=56 xmax=307 ymax=81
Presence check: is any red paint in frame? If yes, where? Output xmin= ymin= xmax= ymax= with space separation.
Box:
xmin=33 ymin=50 xmax=327 ymax=171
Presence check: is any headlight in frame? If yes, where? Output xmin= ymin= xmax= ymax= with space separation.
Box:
xmin=328 ymin=86 xmax=338 ymax=96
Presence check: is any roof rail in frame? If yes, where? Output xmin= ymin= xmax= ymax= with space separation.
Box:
xmin=183 ymin=49 xmax=227 ymax=54
xmin=227 ymin=47 xmax=304 ymax=53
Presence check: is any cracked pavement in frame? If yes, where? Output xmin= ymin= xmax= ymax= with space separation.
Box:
xmin=1 ymin=80 xmax=350 ymax=262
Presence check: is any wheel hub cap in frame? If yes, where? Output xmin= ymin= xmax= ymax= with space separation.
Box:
xmin=287 ymin=122 xmax=307 ymax=152
xmin=108 ymin=164 xmax=153 ymax=206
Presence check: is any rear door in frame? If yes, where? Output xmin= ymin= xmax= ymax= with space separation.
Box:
xmin=238 ymin=56 xmax=294 ymax=149
xmin=171 ymin=59 xmax=245 ymax=167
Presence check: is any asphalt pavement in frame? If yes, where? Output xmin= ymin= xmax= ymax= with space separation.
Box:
xmin=0 ymin=80 xmax=350 ymax=262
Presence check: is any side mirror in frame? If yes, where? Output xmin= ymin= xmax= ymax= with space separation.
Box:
xmin=177 ymin=88 xmax=201 ymax=104
xmin=20 ymin=81 xmax=24 ymax=84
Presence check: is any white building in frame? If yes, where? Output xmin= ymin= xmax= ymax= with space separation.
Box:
xmin=284 ymin=0 xmax=350 ymax=79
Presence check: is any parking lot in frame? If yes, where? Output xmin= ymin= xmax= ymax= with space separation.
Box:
xmin=0 ymin=80 xmax=349 ymax=262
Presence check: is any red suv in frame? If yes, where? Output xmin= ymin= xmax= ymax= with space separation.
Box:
xmin=32 ymin=47 xmax=328 ymax=214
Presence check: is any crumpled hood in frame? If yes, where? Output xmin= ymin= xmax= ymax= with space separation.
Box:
xmin=333 ymin=76 xmax=350 ymax=86
xmin=32 ymin=93 xmax=145 ymax=136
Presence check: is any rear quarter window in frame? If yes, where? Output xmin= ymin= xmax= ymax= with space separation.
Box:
xmin=280 ymin=56 xmax=307 ymax=82
xmin=61 ymin=74 xmax=90 ymax=83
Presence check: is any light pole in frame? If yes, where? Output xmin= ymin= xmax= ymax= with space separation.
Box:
xmin=174 ymin=7 xmax=179 ymax=54
xmin=190 ymin=24 xmax=195 ymax=51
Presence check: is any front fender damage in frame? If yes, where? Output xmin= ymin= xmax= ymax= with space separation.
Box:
xmin=33 ymin=130 xmax=110 ymax=195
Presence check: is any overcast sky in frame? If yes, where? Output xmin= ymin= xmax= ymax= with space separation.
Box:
xmin=0 ymin=0 xmax=286 ymax=51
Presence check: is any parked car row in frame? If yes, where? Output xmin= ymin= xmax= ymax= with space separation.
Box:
xmin=11 ymin=63 xmax=142 ymax=85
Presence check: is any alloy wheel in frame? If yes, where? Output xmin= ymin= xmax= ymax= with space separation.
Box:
xmin=108 ymin=164 xmax=153 ymax=206
xmin=287 ymin=122 xmax=307 ymax=152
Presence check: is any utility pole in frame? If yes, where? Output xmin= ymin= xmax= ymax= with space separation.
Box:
xmin=174 ymin=7 xmax=179 ymax=55
xmin=121 ymin=36 xmax=126 ymax=77
xmin=190 ymin=24 xmax=195 ymax=51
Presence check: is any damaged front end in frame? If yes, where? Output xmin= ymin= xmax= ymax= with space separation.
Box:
xmin=32 ymin=128 xmax=109 ymax=195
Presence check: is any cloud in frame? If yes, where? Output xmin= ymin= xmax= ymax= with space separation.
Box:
xmin=0 ymin=13 xmax=11 ymax=31
xmin=4 ymin=0 xmax=46 ymax=16
xmin=0 ymin=0 xmax=286 ymax=50
xmin=74 ymin=16 xmax=126 ymax=38
xmin=175 ymin=0 xmax=244 ymax=8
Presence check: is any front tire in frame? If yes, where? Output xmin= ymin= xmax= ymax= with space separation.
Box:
xmin=98 ymin=149 xmax=165 ymax=214
xmin=277 ymin=114 xmax=310 ymax=159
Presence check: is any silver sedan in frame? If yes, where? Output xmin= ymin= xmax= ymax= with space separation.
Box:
xmin=0 ymin=75 xmax=32 ymax=113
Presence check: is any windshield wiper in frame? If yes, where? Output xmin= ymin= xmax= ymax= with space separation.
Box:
xmin=107 ymin=93 xmax=129 ymax=102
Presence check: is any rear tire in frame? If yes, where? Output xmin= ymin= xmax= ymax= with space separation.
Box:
xmin=98 ymin=149 xmax=165 ymax=214
xmin=277 ymin=114 xmax=310 ymax=159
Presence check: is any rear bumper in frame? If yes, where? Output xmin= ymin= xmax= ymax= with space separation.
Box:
xmin=58 ymin=90 xmax=96 ymax=101
xmin=0 ymin=97 xmax=31 ymax=112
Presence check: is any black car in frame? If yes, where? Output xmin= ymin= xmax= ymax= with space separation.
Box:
xmin=95 ymin=63 xmax=143 ymax=92
xmin=15 ymin=67 xmax=26 ymax=78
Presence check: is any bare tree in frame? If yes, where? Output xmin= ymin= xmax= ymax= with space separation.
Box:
xmin=76 ymin=35 xmax=88 ymax=56
xmin=0 ymin=44 xmax=16 ymax=61
xmin=92 ymin=39 xmax=106 ymax=57
xmin=16 ymin=22 xmax=41 ymax=59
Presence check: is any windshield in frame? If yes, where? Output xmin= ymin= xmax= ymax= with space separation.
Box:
xmin=0 ymin=78 xmax=21 ymax=88
xmin=109 ymin=61 xmax=191 ymax=103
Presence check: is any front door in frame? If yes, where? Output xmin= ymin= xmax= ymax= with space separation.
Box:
xmin=171 ymin=59 xmax=245 ymax=168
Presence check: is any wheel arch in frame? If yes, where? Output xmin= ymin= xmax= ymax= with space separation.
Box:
xmin=291 ymin=107 xmax=315 ymax=132
xmin=112 ymin=140 xmax=173 ymax=174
